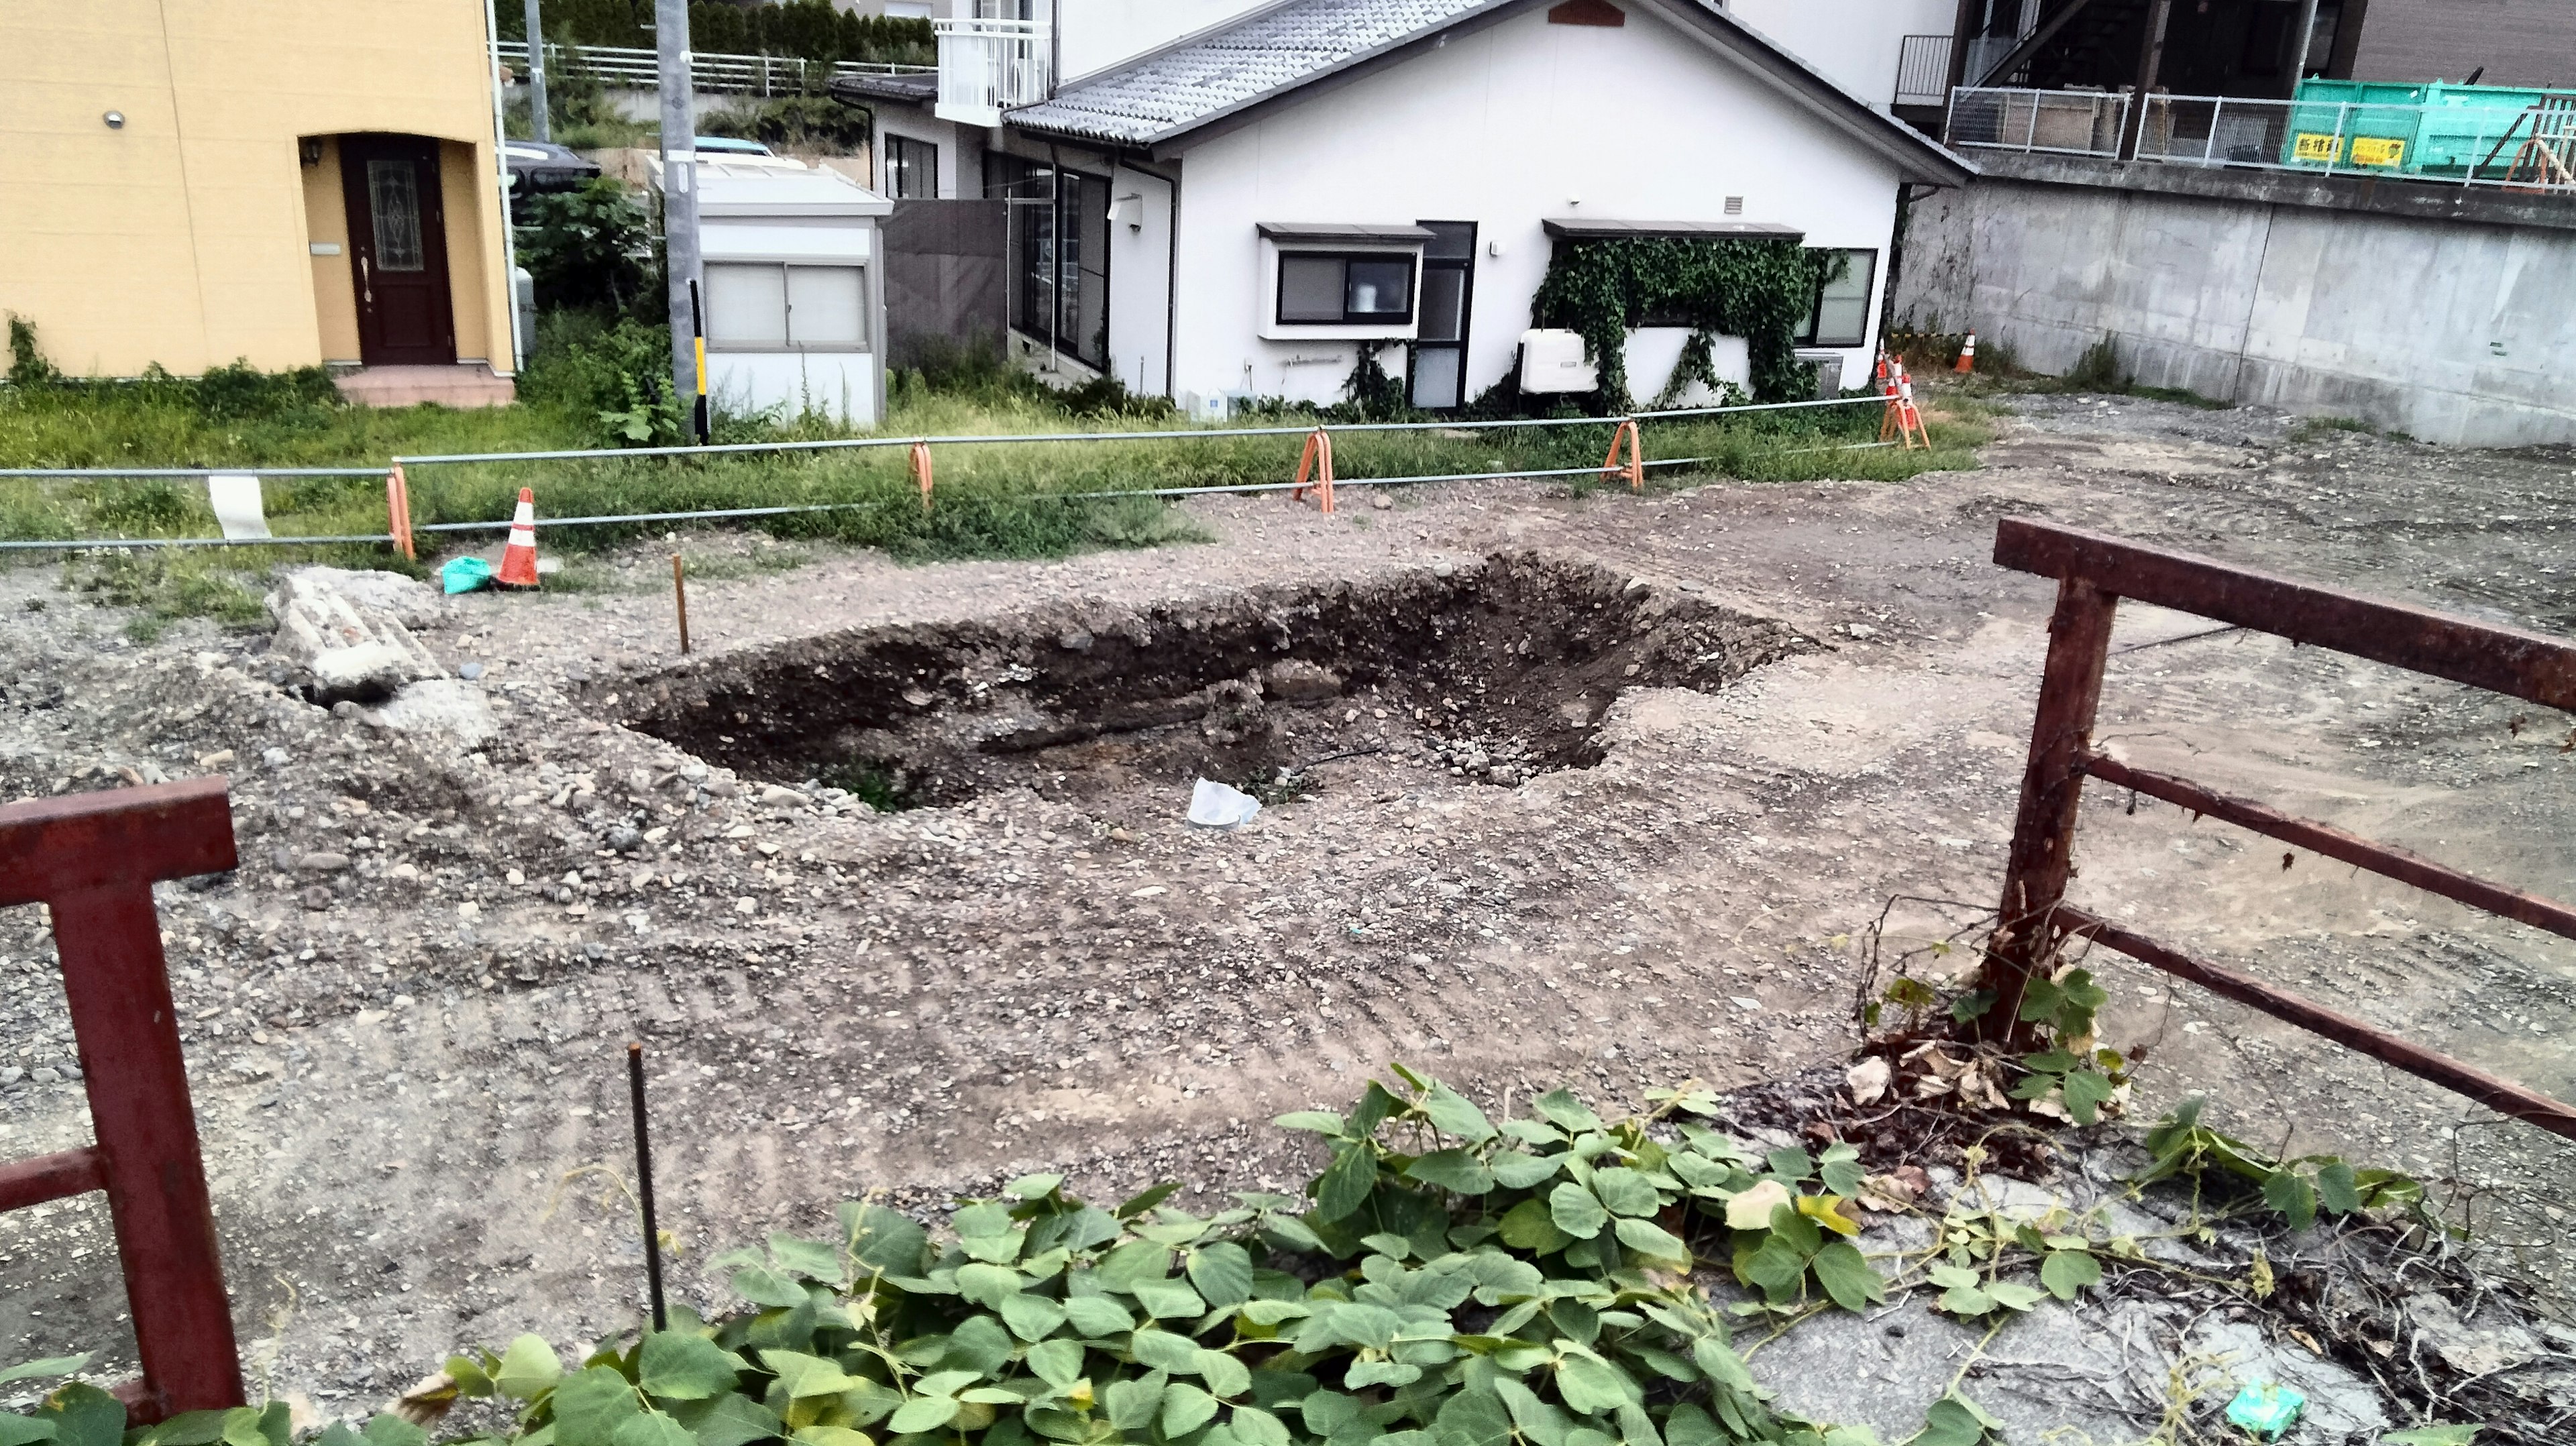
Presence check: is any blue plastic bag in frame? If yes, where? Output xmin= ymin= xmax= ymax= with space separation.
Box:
xmin=441 ymin=557 xmax=495 ymax=595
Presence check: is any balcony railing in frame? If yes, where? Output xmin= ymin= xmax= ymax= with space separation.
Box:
xmin=493 ymin=40 xmax=929 ymax=96
xmin=935 ymin=17 xmax=1051 ymax=127
xmin=1946 ymin=87 xmax=2130 ymax=158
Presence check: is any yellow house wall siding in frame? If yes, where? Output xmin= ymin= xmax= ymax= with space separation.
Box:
xmin=304 ymin=141 xmax=361 ymax=365
xmin=0 ymin=0 xmax=515 ymax=378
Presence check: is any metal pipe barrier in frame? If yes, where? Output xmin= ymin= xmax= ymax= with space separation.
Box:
xmin=0 ymin=394 xmax=1896 ymax=551
xmin=1979 ymin=517 xmax=2576 ymax=1141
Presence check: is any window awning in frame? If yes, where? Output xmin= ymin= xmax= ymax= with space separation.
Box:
xmin=1541 ymin=219 xmax=1806 ymax=241
xmin=1257 ymin=222 xmax=1437 ymax=243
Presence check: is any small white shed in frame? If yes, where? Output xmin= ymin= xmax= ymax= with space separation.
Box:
xmin=696 ymin=167 xmax=892 ymax=428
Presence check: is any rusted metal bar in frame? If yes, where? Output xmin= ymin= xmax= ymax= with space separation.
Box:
xmin=0 ymin=779 xmax=246 ymax=1423
xmin=2055 ymin=907 xmax=2576 ymax=1142
xmin=1982 ymin=576 xmax=2121 ymax=1044
xmin=1993 ymin=517 xmax=2576 ymax=710
xmin=2081 ymin=750 xmax=2576 ymax=944
xmin=0 ymin=777 xmax=237 ymax=903
xmin=0 ymin=1147 xmax=107 ymax=1211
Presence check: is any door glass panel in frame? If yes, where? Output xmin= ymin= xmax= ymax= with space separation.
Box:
xmin=1419 ymin=269 xmax=1466 ymax=341
xmin=1278 ymin=256 xmax=1344 ymax=322
xmin=1345 ymin=258 xmax=1411 ymax=317
xmin=1420 ymin=221 xmax=1476 ymax=260
xmin=1410 ymin=348 xmax=1461 ymax=410
xmin=707 ymin=263 xmax=788 ymax=346
xmin=367 ymin=158 xmax=425 ymax=271
xmin=787 ymin=266 xmax=867 ymax=348
xmin=1069 ymin=174 xmax=1109 ymax=368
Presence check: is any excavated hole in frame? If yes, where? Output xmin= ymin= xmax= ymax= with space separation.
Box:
xmin=612 ymin=551 xmax=1815 ymax=809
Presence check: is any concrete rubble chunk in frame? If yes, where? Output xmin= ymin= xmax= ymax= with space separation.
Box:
xmin=268 ymin=567 xmax=443 ymax=705
xmin=366 ymin=679 xmax=498 ymax=747
xmin=1263 ymin=659 xmax=1344 ymax=702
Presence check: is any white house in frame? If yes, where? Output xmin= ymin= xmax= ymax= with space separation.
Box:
xmin=842 ymin=0 xmax=1971 ymax=410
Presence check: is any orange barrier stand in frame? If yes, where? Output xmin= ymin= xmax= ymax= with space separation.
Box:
xmin=384 ymin=465 xmax=416 ymax=561
xmin=908 ymin=441 xmax=934 ymax=511
xmin=1291 ymin=428 xmax=1336 ymax=513
xmin=1602 ymin=418 xmax=1644 ymax=492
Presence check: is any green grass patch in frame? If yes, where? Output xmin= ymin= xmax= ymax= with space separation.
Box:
xmin=1 ymin=318 xmax=1984 ymax=630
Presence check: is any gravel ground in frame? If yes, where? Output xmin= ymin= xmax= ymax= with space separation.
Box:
xmin=1 ymin=388 xmax=2571 ymax=1429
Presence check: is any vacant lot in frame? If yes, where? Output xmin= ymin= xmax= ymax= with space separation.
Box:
xmin=1 ymin=390 xmax=2570 ymax=1418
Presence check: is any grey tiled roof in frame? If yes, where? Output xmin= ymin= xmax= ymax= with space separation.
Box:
xmin=1008 ymin=0 xmax=1505 ymax=146
xmin=1001 ymin=0 xmax=1972 ymax=184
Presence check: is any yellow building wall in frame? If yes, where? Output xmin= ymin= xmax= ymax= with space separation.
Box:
xmin=303 ymin=141 xmax=361 ymax=364
xmin=0 ymin=1 xmax=516 ymax=378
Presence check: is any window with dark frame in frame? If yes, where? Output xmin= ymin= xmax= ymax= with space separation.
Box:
xmin=1799 ymin=248 xmax=1877 ymax=348
xmin=885 ymin=135 xmax=938 ymax=199
xmin=1275 ymin=252 xmax=1417 ymax=326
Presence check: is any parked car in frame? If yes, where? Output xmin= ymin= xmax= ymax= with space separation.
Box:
xmin=504 ymin=140 xmax=602 ymax=193
xmin=694 ymin=135 xmax=775 ymax=156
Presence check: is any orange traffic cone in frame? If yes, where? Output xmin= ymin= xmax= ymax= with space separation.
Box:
xmin=497 ymin=486 xmax=541 ymax=589
xmin=1955 ymin=332 xmax=1978 ymax=375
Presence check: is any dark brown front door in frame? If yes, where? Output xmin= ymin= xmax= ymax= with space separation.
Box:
xmin=339 ymin=135 xmax=456 ymax=366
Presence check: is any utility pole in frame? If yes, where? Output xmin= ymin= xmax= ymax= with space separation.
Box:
xmin=2287 ymin=0 xmax=2322 ymax=95
xmin=522 ymin=0 xmax=550 ymax=142
xmin=657 ymin=0 xmax=702 ymax=435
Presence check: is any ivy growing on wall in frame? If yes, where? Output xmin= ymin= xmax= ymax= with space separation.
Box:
xmin=1530 ymin=239 xmax=1846 ymax=412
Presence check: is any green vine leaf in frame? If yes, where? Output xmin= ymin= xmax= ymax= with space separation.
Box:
xmin=1807 ymin=1241 xmax=1885 ymax=1313
xmin=1313 ymin=1142 xmax=1379 ymax=1222
xmin=1549 ymin=1182 xmax=1610 ymax=1240
xmin=2039 ymin=1250 xmax=2101 ymax=1301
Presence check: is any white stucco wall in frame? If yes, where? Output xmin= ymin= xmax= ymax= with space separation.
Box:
xmin=1720 ymin=0 xmax=1960 ymax=109
xmin=1152 ymin=0 xmax=1909 ymax=407
xmin=1104 ymin=162 xmax=1175 ymax=394
xmin=1055 ymin=0 xmax=1277 ymax=82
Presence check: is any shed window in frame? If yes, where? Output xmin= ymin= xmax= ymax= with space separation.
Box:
xmin=1800 ymin=249 xmax=1876 ymax=348
xmin=705 ymin=262 xmax=870 ymax=351
xmin=1277 ymin=253 xmax=1416 ymax=326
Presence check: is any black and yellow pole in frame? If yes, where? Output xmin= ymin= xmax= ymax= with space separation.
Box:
xmin=688 ymin=278 xmax=710 ymax=445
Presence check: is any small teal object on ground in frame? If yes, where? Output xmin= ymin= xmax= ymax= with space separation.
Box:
xmin=441 ymin=557 xmax=495 ymax=594
xmin=2224 ymin=1380 xmax=2306 ymax=1440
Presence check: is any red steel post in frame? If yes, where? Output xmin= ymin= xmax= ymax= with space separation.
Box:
xmin=1980 ymin=575 xmax=2120 ymax=1044
xmin=0 ymin=778 xmax=246 ymax=1421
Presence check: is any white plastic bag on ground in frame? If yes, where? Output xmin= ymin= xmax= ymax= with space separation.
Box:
xmin=1187 ymin=778 xmax=1262 ymax=829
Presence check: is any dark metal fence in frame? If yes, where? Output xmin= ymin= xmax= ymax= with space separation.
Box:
xmin=1980 ymin=518 xmax=2576 ymax=1141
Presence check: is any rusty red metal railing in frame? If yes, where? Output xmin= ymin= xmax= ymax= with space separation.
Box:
xmin=1980 ymin=518 xmax=2576 ymax=1142
xmin=0 ymin=779 xmax=247 ymax=1421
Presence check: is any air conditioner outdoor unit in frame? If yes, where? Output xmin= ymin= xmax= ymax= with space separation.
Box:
xmin=1518 ymin=329 xmax=1598 ymax=393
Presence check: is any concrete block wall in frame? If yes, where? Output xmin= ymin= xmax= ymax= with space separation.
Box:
xmin=1895 ymin=158 xmax=2576 ymax=447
